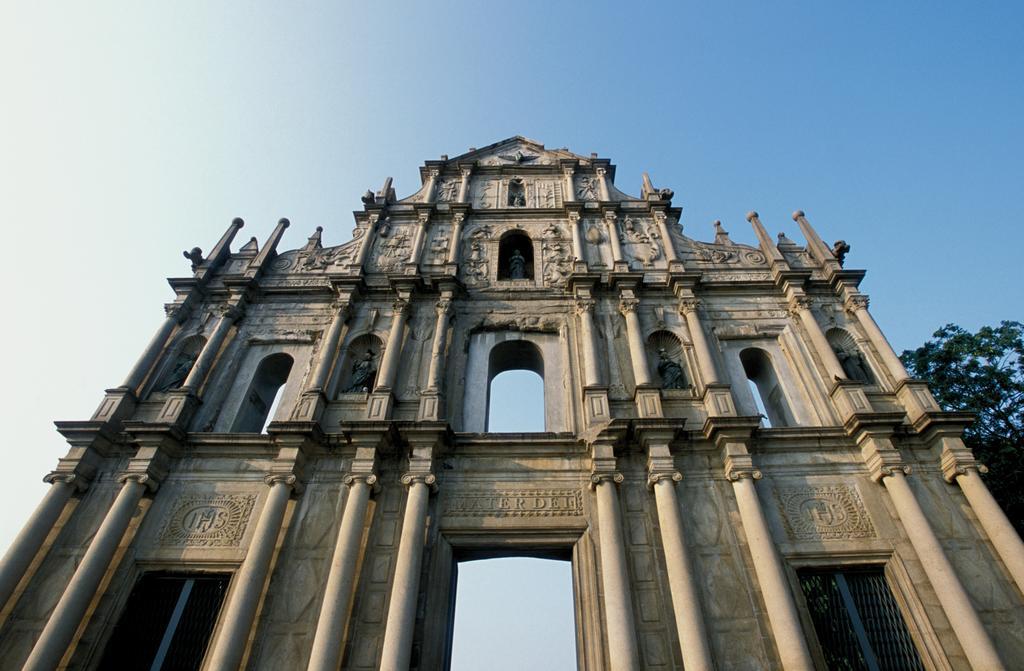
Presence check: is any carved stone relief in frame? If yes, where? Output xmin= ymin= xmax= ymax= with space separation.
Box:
xmin=575 ymin=175 xmax=599 ymax=201
xmin=541 ymin=224 xmax=572 ymax=286
xmin=618 ymin=215 xmax=662 ymax=269
xmin=776 ymin=485 xmax=875 ymax=540
xmin=371 ymin=225 xmax=412 ymax=272
xmin=158 ymin=494 xmax=257 ymax=547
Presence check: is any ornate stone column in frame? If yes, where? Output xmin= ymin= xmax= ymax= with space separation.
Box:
xmin=375 ymin=298 xmax=410 ymax=393
xmin=621 ymin=292 xmax=662 ymax=418
xmin=575 ymin=299 xmax=601 ymax=388
xmin=205 ymin=473 xmax=298 ymax=671
xmin=423 ymin=168 xmax=439 ymax=204
xmin=592 ymin=470 xmax=640 ymax=671
xmin=23 ymin=474 xmax=152 ymax=671
xmin=419 ymin=296 xmax=454 ymax=421
xmin=307 ymin=473 xmax=377 ymax=671
xmin=941 ymin=440 xmax=1024 ymax=596
xmin=723 ymin=445 xmax=814 ymax=671
xmin=425 ymin=298 xmax=453 ymax=392
xmin=562 ymin=165 xmax=575 ymax=202
xmin=604 ymin=211 xmax=626 ymax=270
xmin=380 ymin=472 xmax=436 ymax=671
xmin=644 ymin=434 xmax=714 ymax=671
xmin=568 ymin=211 xmax=584 ymax=268
xmin=595 ymin=167 xmax=611 ymax=201
xmin=845 ymin=295 xmax=910 ymax=383
xmin=0 ymin=473 xmax=82 ymax=611
xmin=446 ymin=212 xmax=465 ymax=265
xmin=457 ymin=165 xmax=472 ymax=203
xmin=619 ymin=296 xmax=652 ymax=387
xmin=788 ymin=295 xmax=846 ymax=382
xmin=408 ymin=210 xmax=430 ymax=268
xmin=121 ymin=305 xmax=186 ymax=392
xmin=862 ymin=436 xmax=1005 ymax=670
xmin=181 ymin=302 xmax=244 ymax=392
xmin=309 ymin=300 xmax=350 ymax=393
xmin=653 ymin=210 xmax=679 ymax=266
xmin=679 ymin=298 xmax=717 ymax=385
xmin=351 ymin=213 xmax=379 ymax=273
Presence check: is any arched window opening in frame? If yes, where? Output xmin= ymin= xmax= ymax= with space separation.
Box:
xmin=338 ymin=333 xmax=384 ymax=395
xmin=155 ymin=335 xmax=206 ymax=392
xmin=486 ymin=340 xmax=544 ymax=431
xmin=826 ymin=328 xmax=875 ymax=384
xmin=507 ymin=178 xmax=526 ymax=207
xmin=450 ymin=557 xmax=576 ymax=670
xmin=231 ymin=353 xmax=293 ymax=432
xmin=647 ymin=331 xmax=689 ymax=389
xmin=497 ymin=231 xmax=534 ymax=280
xmin=740 ymin=348 xmax=794 ymax=428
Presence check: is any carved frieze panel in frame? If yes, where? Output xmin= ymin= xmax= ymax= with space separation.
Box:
xmin=617 ymin=215 xmax=663 ymax=270
xmin=444 ymin=489 xmax=583 ymax=518
xmin=158 ymin=494 xmax=257 ymax=547
xmin=777 ymin=485 xmax=875 ymax=540
xmin=370 ymin=223 xmax=413 ymax=272
xmin=471 ymin=178 xmax=563 ymax=209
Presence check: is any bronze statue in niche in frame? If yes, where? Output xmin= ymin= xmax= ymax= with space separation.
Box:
xmin=657 ymin=348 xmax=687 ymax=389
xmin=344 ymin=351 xmax=378 ymax=393
xmin=834 ymin=347 xmax=873 ymax=383
xmin=508 ymin=249 xmax=527 ymax=279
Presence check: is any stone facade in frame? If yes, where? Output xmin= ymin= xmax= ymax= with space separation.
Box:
xmin=1 ymin=136 xmax=1022 ymax=670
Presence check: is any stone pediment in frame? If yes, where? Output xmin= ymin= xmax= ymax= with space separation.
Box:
xmin=449 ymin=136 xmax=586 ymax=168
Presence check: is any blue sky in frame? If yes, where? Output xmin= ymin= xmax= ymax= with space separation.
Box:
xmin=1 ymin=1 xmax=1021 ymax=665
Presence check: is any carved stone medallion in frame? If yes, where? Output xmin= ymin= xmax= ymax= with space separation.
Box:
xmin=159 ymin=494 xmax=257 ymax=547
xmin=777 ymin=485 xmax=875 ymax=540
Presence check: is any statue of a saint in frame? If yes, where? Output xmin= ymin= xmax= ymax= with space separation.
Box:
xmin=834 ymin=348 xmax=873 ymax=383
xmin=508 ymin=249 xmax=527 ymax=279
xmin=344 ymin=351 xmax=378 ymax=393
xmin=657 ymin=348 xmax=687 ymax=389
xmin=157 ymin=350 xmax=198 ymax=392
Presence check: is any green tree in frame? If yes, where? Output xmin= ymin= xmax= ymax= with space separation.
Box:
xmin=900 ymin=321 xmax=1024 ymax=532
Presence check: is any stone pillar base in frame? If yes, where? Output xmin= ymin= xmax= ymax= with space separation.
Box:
xmin=367 ymin=390 xmax=394 ymax=421
xmin=291 ymin=390 xmax=326 ymax=422
xmin=702 ymin=383 xmax=737 ymax=418
xmin=635 ymin=386 xmax=663 ymax=418
xmin=417 ymin=391 xmax=444 ymax=422
xmin=829 ymin=379 xmax=873 ymax=422
xmin=895 ymin=379 xmax=942 ymax=425
xmin=155 ymin=389 xmax=199 ymax=427
xmin=90 ymin=387 xmax=138 ymax=427
xmin=583 ymin=388 xmax=610 ymax=426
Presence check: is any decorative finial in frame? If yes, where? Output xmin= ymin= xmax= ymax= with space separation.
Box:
xmin=746 ymin=211 xmax=759 ymax=222
xmin=232 ymin=217 xmax=245 ymax=228
xmin=278 ymin=218 xmax=290 ymax=227
xmin=361 ymin=190 xmax=375 ymax=205
xmin=832 ymin=240 xmax=850 ymax=267
xmin=792 ymin=210 xmax=805 ymax=221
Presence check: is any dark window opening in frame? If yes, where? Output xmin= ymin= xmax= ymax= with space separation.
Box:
xmin=449 ymin=556 xmax=576 ymax=670
xmin=98 ymin=572 xmax=230 ymax=671
xmin=231 ymin=352 xmax=293 ymax=432
xmin=497 ymin=232 xmax=534 ymax=280
xmin=799 ymin=568 xmax=924 ymax=671
xmin=486 ymin=340 xmax=544 ymax=432
xmin=740 ymin=347 xmax=794 ymax=427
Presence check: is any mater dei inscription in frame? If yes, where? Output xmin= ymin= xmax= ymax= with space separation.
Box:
xmin=3 ymin=136 xmax=1021 ymax=671
xmin=444 ymin=489 xmax=584 ymax=518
